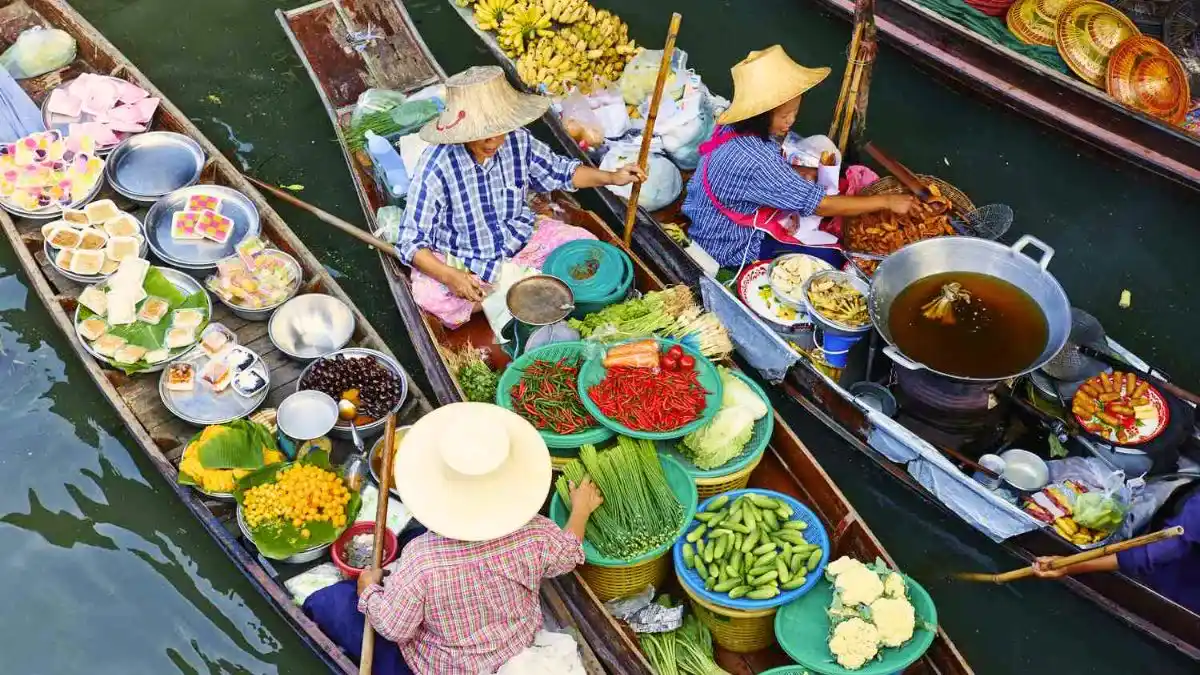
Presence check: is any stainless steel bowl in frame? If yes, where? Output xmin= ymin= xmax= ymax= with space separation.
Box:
xmin=236 ymin=505 xmax=330 ymax=564
xmin=368 ymin=425 xmax=413 ymax=499
xmin=767 ymin=253 xmax=833 ymax=310
xmin=268 ymin=293 xmax=355 ymax=359
xmin=295 ymin=347 xmax=408 ymax=440
xmin=105 ymin=132 xmax=204 ymax=201
xmin=800 ymin=269 xmax=873 ymax=335
xmin=207 ymin=249 xmax=303 ymax=321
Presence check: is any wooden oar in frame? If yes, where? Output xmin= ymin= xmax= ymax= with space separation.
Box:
xmin=622 ymin=13 xmax=682 ymax=248
xmin=360 ymin=414 xmax=399 ymax=674
xmin=863 ymin=142 xmax=931 ymax=201
xmin=243 ymin=174 xmax=400 ymax=258
xmin=953 ymin=526 xmax=1184 ymax=584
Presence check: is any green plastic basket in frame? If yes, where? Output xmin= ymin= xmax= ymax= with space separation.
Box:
xmin=774 ymin=574 xmax=937 ymax=675
xmin=660 ymin=368 xmax=774 ymax=478
xmin=548 ymin=452 xmax=698 ymax=567
xmin=578 ymin=338 xmax=723 ymax=441
xmin=496 ymin=341 xmax=615 ymax=449
xmin=759 ymin=668 xmax=811 ymax=675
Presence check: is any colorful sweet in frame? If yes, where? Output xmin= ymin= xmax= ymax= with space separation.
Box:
xmin=171 ymin=211 xmax=203 ymax=240
xmin=78 ymin=228 xmax=108 ymax=251
xmin=105 ymin=235 xmax=140 ymax=262
xmin=166 ymin=362 xmax=195 ymax=391
xmin=113 ymin=344 xmax=148 ymax=365
xmin=196 ymin=209 xmax=233 ymax=243
xmin=0 ymin=129 xmax=102 ymax=212
xmin=165 ymin=327 xmax=196 ymax=349
xmin=207 ymin=245 xmax=297 ymax=310
xmin=136 ymin=296 xmax=170 ymax=325
xmin=47 ymin=74 xmax=157 ymax=148
xmin=85 ymin=199 xmax=121 ymax=224
xmin=77 ymin=317 xmax=108 ymax=342
xmin=68 ymin=249 xmax=105 ymax=276
xmin=200 ymin=358 xmax=233 ymax=392
xmin=47 ymin=88 xmax=83 ymax=118
xmin=78 ymin=286 xmax=108 ymax=315
xmin=103 ymin=214 xmax=139 ymax=238
xmin=91 ymin=334 xmax=127 ymax=357
xmin=199 ymin=323 xmax=235 ymax=357
xmin=144 ymin=348 xmax=172 ymax=365
xmin=186 ymin=194 xmax=222 ymax=212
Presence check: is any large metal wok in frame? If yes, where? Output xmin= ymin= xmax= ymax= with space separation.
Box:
xmin=868 ymin=235 xmax=1072 ymax=383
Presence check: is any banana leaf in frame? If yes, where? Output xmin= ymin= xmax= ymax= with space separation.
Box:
xmin=193 ymin=420 xmax=277 ymax=470
xmin=233 ymin=449 xmax=361 ymax=560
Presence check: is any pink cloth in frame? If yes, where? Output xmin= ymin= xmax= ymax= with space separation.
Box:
xmin=410 ymin=216 xmax=597 ymax=328
xmin=823 ymin=164 xmax=880 ymax=239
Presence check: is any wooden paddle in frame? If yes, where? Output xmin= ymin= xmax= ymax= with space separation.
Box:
xmin=622 ymin=13 xmax=682 ymax=247
xmin=360 ymin=413 xmax=399 ymax=674
xmin=243 ymin=174 xmax=400 ymax=258
xmin=953 ymin=526 xmax=1184 ymax=584
xmin=863 ymin=142 xmax=931 ymax=201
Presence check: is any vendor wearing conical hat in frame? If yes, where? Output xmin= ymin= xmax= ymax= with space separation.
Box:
xmin=399 ymin=66 xmax=644 ymax=328
xmin=303 ymin=403 xmax=604 ymax=675
xmin=681 ymin=46 xmax=914 ymax=269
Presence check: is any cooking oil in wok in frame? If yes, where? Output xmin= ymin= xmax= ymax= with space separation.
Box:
xmin=888 ymin=271 xmax=1047 ymax=379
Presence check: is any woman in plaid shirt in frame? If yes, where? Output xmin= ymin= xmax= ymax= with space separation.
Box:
xmin=305 ymin=403 xmax=605 ymax=675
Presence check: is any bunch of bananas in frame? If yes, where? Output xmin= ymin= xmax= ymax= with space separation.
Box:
xmin=473 ymin=0 xmax=514 ymax=31
xmin=497 ymin=2 xmax=555 ymax=56
xmin=537 ymin=0 xmax=591 ymax=24
xmin=456 ymin=0 xmax=478 ymax=6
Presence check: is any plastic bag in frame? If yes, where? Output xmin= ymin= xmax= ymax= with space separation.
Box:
xmin=651 ymin=80 xmax=714 ymax=170
xmin=587 ymin=85 xmax=629 ymax=138
xmin=598 ymin=138 xmax=681 ymax=211
xmin=350 ymin=88 xmax=408 ymax=128
xmin=284 ymin=563 xmax=343 ymax=606
xmin=618 ymin=48 xmax=688 ymax=106
xmin=559 ymin=90 xmax=605 ymax=151
xmin=0 ymin=27 xmax=75 ymax=79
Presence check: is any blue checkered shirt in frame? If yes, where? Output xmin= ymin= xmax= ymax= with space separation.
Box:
xmin=681 ymin=128 xmax=826 ymax=268
xmin=397 ymin=128 xmax=581 ymax=282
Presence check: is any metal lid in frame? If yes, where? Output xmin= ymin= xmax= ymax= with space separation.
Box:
xmin=506 ymin=274 xmax=574 ymax=326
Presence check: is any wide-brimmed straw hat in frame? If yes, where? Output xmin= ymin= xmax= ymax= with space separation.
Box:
xmin=420 ymin=66 xmax=550 ymax=145
xmin=718 ymin=45 xmax=831 ymax=125
xmin=1056 ymin=0 xmax=1140 ymax=87
xmin=1106 ymin=35 xmax=1191 ymax=125
xmin=393 ymin=402 xmax=551 ymax=541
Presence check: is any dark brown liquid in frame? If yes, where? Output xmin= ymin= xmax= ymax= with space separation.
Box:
xmin=888 ymin=271 xmax=1047 ymax=379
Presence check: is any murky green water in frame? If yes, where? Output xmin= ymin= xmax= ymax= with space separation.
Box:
xmin=0 ymin=0 xmax=1196 ymax=672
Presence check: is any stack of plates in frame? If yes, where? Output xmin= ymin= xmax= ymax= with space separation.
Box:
xmin=144 ymin=185 xmax=261 ymax=275
xmin=105 ymin=132 xmax=204 ymax=202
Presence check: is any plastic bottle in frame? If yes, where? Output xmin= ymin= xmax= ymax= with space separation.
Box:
xmin=365 ymin=130 xmax=410 ymax=199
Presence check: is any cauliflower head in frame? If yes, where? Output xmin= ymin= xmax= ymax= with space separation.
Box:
xmin=870 ymin=596 xmax=916 ymax=648
xmin=882 ymin=572 xmax=907 ymax=599
xmin=834 ymin=564 xmax=884 ymax=607
xmin=826 ymin=556 xmax=868 ymax=579
xmin=828 ymin=617 xmax=880 ymax=670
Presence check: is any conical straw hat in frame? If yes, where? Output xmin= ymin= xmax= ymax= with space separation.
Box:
xmin=420 ymin=66 xmax=551 ymax=145
xmin=1008 ymin=0 xmax=1058 ymax=46
xmin=1106 ymin=35 xmax=1191 ymax=125
xmin=717 ymin=45 xmax=831 ymax=125
xmin=1056 ymin=0 xmax=1140 ymax=87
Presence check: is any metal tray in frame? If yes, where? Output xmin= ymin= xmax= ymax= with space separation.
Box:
xmin=159 ymin=350 xmax=271 ymax=426
xmin=0 ymin=169 xmax=106 ymax=221
xmin=73 ymin=266 xmax=212 ymax=372
xmin=41 ymin=75 xmax=154 ymax=156
xmin=144 ymin=185 xmax=260 ymax=270
xmin=106 ymin=132 xmax=204 ymax=202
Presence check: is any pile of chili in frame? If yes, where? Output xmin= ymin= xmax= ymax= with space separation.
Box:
xmin=588 ymin=365 xmax=709 ymax=432
xmin=510 ymin=356 xmax=596 ymax=434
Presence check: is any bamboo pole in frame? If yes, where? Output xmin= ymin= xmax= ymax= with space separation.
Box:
xmin=623 ymin=13 xmax=682 ymax=248
xmin=953 ymin=526 xmax=1184 ymax=584
xmin=848 ymin=0 xmax=878 ymax=151
xmin=244 ymin=175 xmax=402 ymax=258
xmin=836 ymin=60 xmax=867 ymax=156
xmin=829 ymin=22 xmax=864 ymax=140
xmin=360 ymin=414 xmax=400 ymax=673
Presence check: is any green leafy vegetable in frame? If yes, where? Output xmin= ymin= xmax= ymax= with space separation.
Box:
xmin=678 ymin=368 xmax=766 ymax=470
xmin=446 ymin=344 xmax=499 ymax=403
xmin=1072 ymin=492 xmax=1126 ymax=531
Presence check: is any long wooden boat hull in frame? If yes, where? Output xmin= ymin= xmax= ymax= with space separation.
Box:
xmin=439 ymin=0 xmax=1200 ymax=663
xmin=280 ymin=1 xmax=974 ymax=672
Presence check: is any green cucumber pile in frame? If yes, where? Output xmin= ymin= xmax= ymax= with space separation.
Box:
xmin=681 ymin=492 xmax=822 ymax=601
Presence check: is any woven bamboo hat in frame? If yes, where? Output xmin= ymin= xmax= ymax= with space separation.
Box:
xmin=1007 ymin=0 xmax=1060 ymax=46
xmin=420 ymin=66 xmax=550 ymax=145
xmin=718 ymin=46 xmax=831 ymax=125
xmin=1056 ymin=0 xmax=1140 ymax=87
xmin=1107 ymin=35 xmax=1191 ymax=125
xmin=393 ymin=402 xmax=551 ymax=541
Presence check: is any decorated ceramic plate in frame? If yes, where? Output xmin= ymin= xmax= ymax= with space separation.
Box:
xmin=736 ymin=260 xmax=813 ymax=329
xmin=1071 ymin=370 xmax=1170 ymax=445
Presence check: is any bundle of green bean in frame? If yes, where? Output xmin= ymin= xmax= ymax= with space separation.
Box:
xmin=555 ymin=437 xmax=685 ymax=560
xmin=681 ymin=492 xmax=823 ymax=601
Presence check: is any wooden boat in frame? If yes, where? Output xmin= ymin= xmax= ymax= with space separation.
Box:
xmin=0 ymin=1 xmax=652 ymax=673
xmin=277 ymin=0 xmax=975 ymax=672
xmin=432 ymin=0 xmax=1200 ymax=663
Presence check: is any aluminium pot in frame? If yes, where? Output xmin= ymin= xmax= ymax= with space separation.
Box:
xmin=868 ymin=234 xmax=1072 ymax=383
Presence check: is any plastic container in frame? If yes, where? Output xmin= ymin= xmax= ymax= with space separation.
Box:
xmin=332 ymin=522 xmax=399 ymax=579
xmin=495 ymin=341 xmax=615 ymax=449
xmin=541 ymin=240 xmax=633 ymax=318
xmin=365 ymin=130 xmax=410 ymax=199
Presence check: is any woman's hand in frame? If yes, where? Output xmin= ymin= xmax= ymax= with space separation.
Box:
xmin=1031 ymin=557 xmax=1068 ymax=579
xmin=569 ymin=478 xmax=604 ymax=515
xmin=442 ymin=267 xmax=489 ymax=302
xmin=883 ymin=194 xmax=917 ymax=215
xmin=357 ymin=568 xmax=385 ymax=595
xmin=607 ymin=163 xmax=647 ymax=187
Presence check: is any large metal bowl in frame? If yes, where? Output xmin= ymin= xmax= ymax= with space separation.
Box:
xmin=800 ymin=269 xmax=872 ymax=335
xmin=207 ymin=249 xmax=303 ymax=322
xmin=236 ymin=506 xmax=330 ymax=564
xmin=268 ymin=293 xmax=355 ymax=359
xmin=868 ymin=234 xmax=1072 ymax=383
xmin=295 ymin=347 xmax=408 ymax=440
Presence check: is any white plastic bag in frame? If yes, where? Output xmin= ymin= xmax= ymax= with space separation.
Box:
xmin=598 ymin=138 xmax=681 ymax=211
xmin=618 ymin=48 xmax=688 ymax=106
xmin=587 ymin=85 xmax=629 ymax=138
xmin=0 ymin=27 xmax=75 ymax=79
xmin=559 ymin=89 xmax=605 ymax=151
xmin=650 ymin=79 xmax=715 ymax=170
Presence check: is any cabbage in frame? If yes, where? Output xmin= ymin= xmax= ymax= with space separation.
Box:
xmin=680 ymin=406 xmax=757 ymax=470
xmin=1073 ymin=492 xmax=1126 ymax=532
xmin=721 ymin=368 xmax=768 ymax=419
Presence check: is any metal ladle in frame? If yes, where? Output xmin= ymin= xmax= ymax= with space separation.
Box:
xmin=339 ymin=397 xmax=368 ymax=491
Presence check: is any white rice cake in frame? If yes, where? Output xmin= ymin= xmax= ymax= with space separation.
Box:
xmin=105 ymin=235 xmax=140 ymax=262
xmin=91 ymin=334 xmax=126 ymax=357
xmin=136 ymin=296 xmax=170 ymax=325
xmin=77 ymin=228 xmax=108 ymax=251
xmin=106 ymin=289 xmax=137 ymax=325
xmin=62 ymin=208 xmax=90 ymax=226
xmin=144 ymin=348 xmax=172 ymax=365
xmin=99 ymin=258 xmax=120 ymax=275
xmin=165 ymin=327 xmax=196 ymax=349
xmin=170 ymin=308 xmax=205 ymax=330
xmin=78 ymin=286 xmax=108 ymax=316
xmin=69 ymin=249 xmax=106 ymax=276
xmin=54 ymin=247 xmax=75 ymax=271
xmin=102 ymin=213 xmax=140 ymax=238
xmin=77 ymin=317 xmax=108 ymax=341
xmin=109 ymin=257 xmax=149 ymax=291
xmin=85 ymin=199 xmax=122 ymax=224
xmin=113 ymin=344 xmax=148 ymax=364
xmin=47 ymin=224 xmax=82 ymax=249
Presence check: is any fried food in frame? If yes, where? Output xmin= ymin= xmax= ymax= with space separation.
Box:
xmin=1071 ymin=371 xmax=1162 ymax=445
xmin=843 ymin=183 xmax=957 ymax=256
xmin=806 ymin=274 xmax=869 ymax=327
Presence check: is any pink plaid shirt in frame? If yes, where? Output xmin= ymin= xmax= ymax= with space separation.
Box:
xmin=358 ymin=515 xmax=585 ymax=675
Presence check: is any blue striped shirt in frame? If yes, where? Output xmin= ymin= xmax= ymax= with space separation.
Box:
xmin=397 ymin=128 xmax=581 ymax=282
xmin=680 ymin=128 xmax=826 ymax=268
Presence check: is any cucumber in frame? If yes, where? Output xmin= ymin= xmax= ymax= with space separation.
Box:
xmin=741 ymin=530 xmax=759 ymax=553
xmin=686 ymin=524 xmax=707 ymax=543
xmin=710 ymin=527 xmax=733 ymax=539
xmin=725 ymin=563 xmax=738 ymax=578
xmin=746 ymin=587 xmax=780 ymax=600
xmin=756 ymin=551 xmax=778 ymax=567
xmin=728 ymin=522 xmax=751 ymax=534
xmin=749 ymin=494 xmax=781 ymax=510
xmin=775 ymin=506 xmax=791 ymax=521
xmin=682 ymin=543 xmax=695 ymax=568
xmin=783 ymin=519 xmax=808 ymax=531
xmin=790 ymin=551 xmax=807 ymax=575
xmin=706 ymin=495 xmax=730 ymax=511
xmin=733 ymin=532 xmax=744 ymax=552
xmin=712 ymin=537 xmax=727 ymax=560
xmin=705 ymin=576 xmax=716 ymax=591
xmin=747 ymin=563 xmax=774 ymax=578
xmin=775 ymin=557 xmax=790 ymax=583
xmin=714 ymin=578 xmax=740 ymax=592
xmin=696 ymin=561 xmax=709 ymax=582
xmin=806 ymin=550 xmax=822 ymax=572
xmin=782 ymin=575 xmax=808 ymax=590
xmin=709 ymin=562 xmax=722 ymax=579
xmin=694 ymin=512 xmax=718 ymax=523
xmin=703 ymin=541 xmax=715 ymax=563
xmin=752 ymin=541 xmax=776 ymax=555
xmin=762 ymin=510 xmax=780 ymax=532
xmin=728 ymin=585 xmax=752 ymax=599
xmin=750 ymin=570 xmax=779 ymax=585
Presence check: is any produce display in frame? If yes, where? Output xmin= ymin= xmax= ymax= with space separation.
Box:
xmin=1071 ymin=370 xmax=1168 ymax=445
xmin=462 ymin=0 xmax=639 ymax=95
xmin=43 ymin=202 xmax=144 ymax=278
xmin=569 ymin=286 xmax=733 ymax=359
xmin=589 ymin=342 xmax=709 ymax=432
xmin=75 ymin=259 xmax=209 ymax=372
xmin=0 ymin=129 xmax=104 ymax=213
xmin=806 ymin=273 xmax=869 ymax=327
xmin=554 ymin=437 xmax=685 ymax=559
xmin=446 ymin=344 xmax=500 ymax=403
xmin=177 ymin=420 xmax=285 ymax=494
xmin=508 ymin=356 xmax=597 ymax=434
xmin=206 ymin=237 xmax=299 ymax=309
xmin=679 ymin=367 xmax=768 ymax=470
xmin=45 ymin=73 xmax=159 ymax=148
xmin=235 ymin=449 xmax=360 ymax=560
xmin=770 ymin=253 xmax=831 ymax=302
xmin=680 ymin=492 xmax=823 ymax=601
xmin=843 ymin=184 xmax=955 ymax=256
xmin=1022 ymin=480 xmax=1127 ymax=546
xmin=299 ymin=353 xmax=404 ymax=425
xmin=638 ymin=603 xmax=729 ymax=675
xmin=825 ymin=557 xmax=921 ymax=670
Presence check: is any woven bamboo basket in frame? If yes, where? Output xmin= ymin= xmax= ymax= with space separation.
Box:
xmin=579 ymin=553 xmax=672 ymax=602
xmin=856 ymin=175 xmax=975 ymax=211
xmin=681 ymin=578 xmax=777 ymax=653
xmin=694 ymin=455 xmax=763 ymax=499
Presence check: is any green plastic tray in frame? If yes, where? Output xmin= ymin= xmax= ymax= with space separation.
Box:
xmin=774 ymin=574 xmax=937 ymax=675
xmin=759 ymin=668 xmax=810 ymax=675
xmin=578 ymin=338 xmax=723 ymax=441
xmin=495 ymin=341 xmax=615 ymax=449
xmin=548 ymin=452 xmax=698 ymax=567
xmin=661 ymin=368 xmax=774 ymax=478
